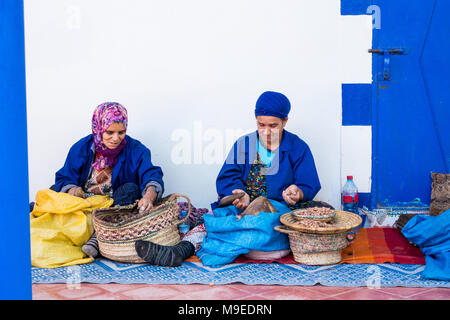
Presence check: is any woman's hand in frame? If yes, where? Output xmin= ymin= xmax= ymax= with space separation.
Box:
xmin=282 ymin=184 xmax=303 ymax=205
xmin=138 ymin=187 xmax=157 ymax=213
xmin=138 ymin=196 xmax=154 ymax=213
xmin=232 ymin=189 xmax=250 ymax=210
xmin=68 ymin=187 xmax=86 ymax=198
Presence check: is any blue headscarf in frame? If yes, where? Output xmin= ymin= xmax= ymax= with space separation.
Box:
xmin=254 ymin=91 xmax=291 ymax=119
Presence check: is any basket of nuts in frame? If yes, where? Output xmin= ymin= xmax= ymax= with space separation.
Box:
xmin=291 ymin=207 xmax=336 ymax=222
xmin=274 ymin=225 xmax=351 ymax=265
xmin=274 ymin=210 xmax=362 ymax=265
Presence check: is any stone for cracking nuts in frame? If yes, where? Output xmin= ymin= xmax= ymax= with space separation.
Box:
xmin=236 ymin=196 xmax=278 ymax=221
xmin=219 ymin=191 xmax=245 ymax=207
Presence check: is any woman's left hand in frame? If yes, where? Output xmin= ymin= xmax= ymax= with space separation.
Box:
xmin=138 ymin=187 xmax=157 ymax=213
xmin=282 ymin=184 xmax=303 ymax=205
xmin=138 ymin=196 xmax=154 ymax=213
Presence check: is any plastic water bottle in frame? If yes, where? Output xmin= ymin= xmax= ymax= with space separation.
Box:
xmin=342 ymin=176 xmax=359 ymax=213
xmin=342 ymin=176 xmax=366 ymax=231
xmin=178 ymin=210 xmax=190 ymax=236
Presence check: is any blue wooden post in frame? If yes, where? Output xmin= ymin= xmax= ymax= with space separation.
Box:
xmin=0 ymin=0 xmax=32 ymax=300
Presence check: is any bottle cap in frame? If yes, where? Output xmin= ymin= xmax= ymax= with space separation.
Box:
xmin=347 ymin=175 xmax=353 ymax=180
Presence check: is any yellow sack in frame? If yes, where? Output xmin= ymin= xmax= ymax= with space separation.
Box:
xmin=30 ymin=189 xmax=113 ymax=268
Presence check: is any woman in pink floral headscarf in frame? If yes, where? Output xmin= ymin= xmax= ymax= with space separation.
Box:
xmin=54 ymin=102 xmax=165 ymax=257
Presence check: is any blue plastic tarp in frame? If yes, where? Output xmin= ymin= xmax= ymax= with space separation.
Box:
xmin=401 ymin=209 xmax=450 ymax=281
xmin=197 ymin=200 xmax=291 ymax=267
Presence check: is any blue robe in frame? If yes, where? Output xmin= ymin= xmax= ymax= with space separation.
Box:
xmin=54 ymin=135 xmax=164 ymax=197
xmin=401 ymin=210 xmax=450 ymax=281
xmin=213 ymin=130 xmax=321 ymax=209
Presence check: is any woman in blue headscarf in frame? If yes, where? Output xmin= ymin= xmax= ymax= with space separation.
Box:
xmin=213 ymin=90 xmax=325 ymax=210
xmin=135 ymin=91 xmax=332 ymax=264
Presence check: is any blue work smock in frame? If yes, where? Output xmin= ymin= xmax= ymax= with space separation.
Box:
xmin=54 ymin=134 xmax=164 ymax=197
xmin=213 ymin=130 xmax=321 ymax=208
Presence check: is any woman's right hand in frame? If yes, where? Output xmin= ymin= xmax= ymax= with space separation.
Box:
xmin=68 ymin=187 xmax=86 ymax=198
xmin=232 ymin=189 xmax=250 ymax=210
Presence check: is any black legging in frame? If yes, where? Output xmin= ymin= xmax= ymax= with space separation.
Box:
xmin=112 ymin=182 xmax=141 ymax=206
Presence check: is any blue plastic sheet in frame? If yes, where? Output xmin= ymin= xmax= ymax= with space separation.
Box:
xmin=197 ymin=200 xmax=291 ymax=267
xmin=401 ymin=209 xmax=450 ymax=281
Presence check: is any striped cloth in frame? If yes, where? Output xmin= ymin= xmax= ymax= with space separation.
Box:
xmin=340 ymin=227 xmax=425 ymax=264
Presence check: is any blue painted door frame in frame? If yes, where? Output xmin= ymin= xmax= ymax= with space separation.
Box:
xmin=0 ymin=0 xmax=32 ymax=299
xmin=370 ymin=0 xmax=449 ymax=208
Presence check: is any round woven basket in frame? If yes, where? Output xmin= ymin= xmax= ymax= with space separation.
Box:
xmin=274 ymin=225 xmax=351 ymax=265
xmin=92 ymin=193 xmax=191 ymax=263
xmin=280 ymin=210 xmax=362 ymax=234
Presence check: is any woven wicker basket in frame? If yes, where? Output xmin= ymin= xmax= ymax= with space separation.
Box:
xmin=280 ymin=210 xmax=362 ymax=234
xmin=92 ymin=193 xmax=191 ymax=263
xmin=274 ymin=225 xmax=351 ymax=265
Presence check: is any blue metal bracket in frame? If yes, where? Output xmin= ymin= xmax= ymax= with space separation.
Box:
xmin=369 ymin=48 xmax=405 ymax=81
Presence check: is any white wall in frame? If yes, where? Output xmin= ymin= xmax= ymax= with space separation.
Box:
xmin=24 ymin=0 xmax=372 ymax=209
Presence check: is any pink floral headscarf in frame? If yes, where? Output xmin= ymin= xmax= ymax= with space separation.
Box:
xmin=91 ymin=102 xmax=128 ymax=171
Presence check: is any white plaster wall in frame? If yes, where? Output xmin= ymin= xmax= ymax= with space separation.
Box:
xmin=24 ymin=0 xmax=372 ymax=209
xmin=339 ymin=15 xmax=373 ymax=197
xmin=341 ymin=126 xmax=372 ymax=193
